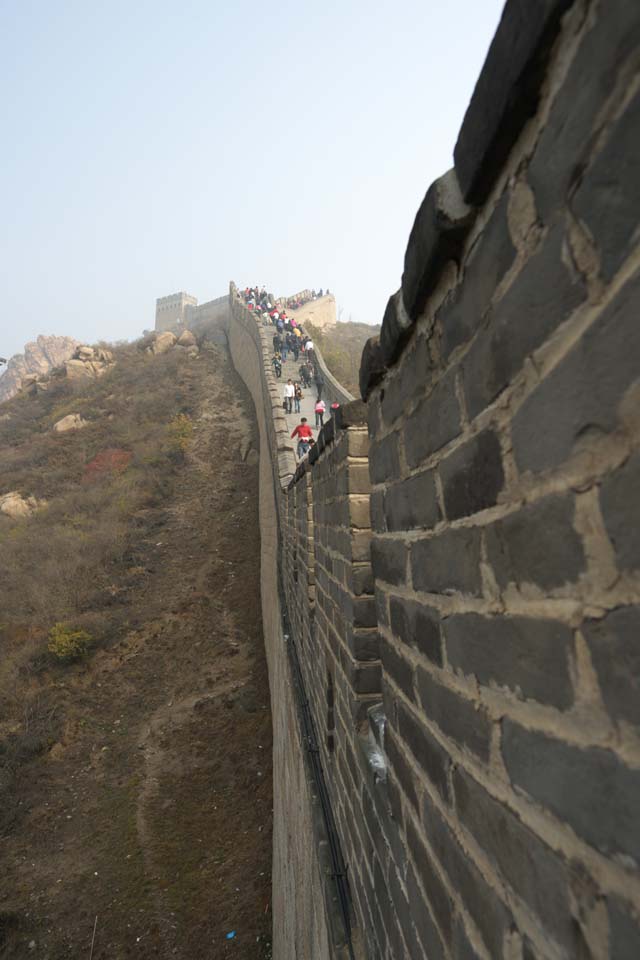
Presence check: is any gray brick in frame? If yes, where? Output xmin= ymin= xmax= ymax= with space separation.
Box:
xmin=406 ymin=863 xmax=446 ymax=960
xmin=600 ymin=451 xmax=640 ymax=572
xmin=380 ymin=635 xmax=415 ymax=703
xmin=462 ymin=225 xmax=586 ymax=419
xmin=381 ymin=334 xmax=431 ymax=425
xmin=454 ymin=0 xmax=574 ymax=204
xmin=608 ymin=896 xmax=640 ymax=960
xmin=404 ymin=368 xmax=461 ymax=468
xmin=397 ymin=700 xmax=450 ymax=801
xmin=528 ymin=0 xmax=640 ymax=224
xmin=411 ymin=527 xmax=482 ymax=596
xmin=406 ymin=815 xmax=454 ymax=941
xmin=422 ymin=791 xmax=514 ymax=958
xmin=444 ymin=613 xmax=573 ymax=709
xmin=417 ymin=667 xmax=492 ymax=761
xmin=512 ymin=268 xmax=640 ymax=474
xmin=389 ymin=596 xmax=443 ymax=666
xmin=440 ymin=429 xmax=505 ymax=520
xmin=453 ymin=767 xmax=573 ymax=950
xmin=502 ymin=719 xmax=640 ymax=863
xmin=371 ymin=538 xmax=408 ymax=586
xmin=370 ymin=489 xmax=385 ymax=533
xmin=573 ymin=89 xmax=640 ymax=282
xmin=385 ymin=727 xmax=420 ymax=813
xmin=583 ymin=607 xmax=640 ymax=728
xmin=384 ymin=469 xmax=441 ymax=531
xmin=370 ymin=431 xmax=400 ymax=484
xmin=486 ymin=493 xmax=586 ymax=591
xmin=452 ymin=917 xmax=482 ymax=960
xmin=440 ymin=193 xmax=516 ymax=359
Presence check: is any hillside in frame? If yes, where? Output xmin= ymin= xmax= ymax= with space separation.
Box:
xmin=305 ymin=320 xmax=380 ymax=397
xmin=0 ymin=338 xmax=272 ymax=958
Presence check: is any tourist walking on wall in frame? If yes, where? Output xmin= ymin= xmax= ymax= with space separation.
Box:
xmin=272 ymin=353 xmax=282 ymax=378
xmin=314 ymin=368 xmax=325 ymax=401
xmin=315 ymin=398 xmax=326 ymax=428
xmin=284 ymin=379 xmax=295 ymax=414
xmin=291 ymin=417 xmax=313 ymax=459
xmin=294 ymin=381 xmax=303 ymax=413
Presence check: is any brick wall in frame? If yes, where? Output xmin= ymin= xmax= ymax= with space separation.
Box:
xmin=225 ymin=0 xmax=640 ymax=956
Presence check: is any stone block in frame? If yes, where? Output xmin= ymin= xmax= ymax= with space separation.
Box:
xmin=379 ymin=289 xmax=414 ymax=368
xmin=439 ymin=192 xmax=516 ymax=360
xmin=370 ymin=489 xmax=385 ymax=533
xmin=485 ymin=493 xmax=585 ymax=591
xmin=452 ymin=917 xmax=482 ymax=960
xmin=403 ymin=368 xmax=461 ymax=468
xmin=600 ymin=451 xmax=640 ymax=572
xmin=349 ymin=628 xmax=380 ymax=662
xmin=422 ymin=790 xmax=514 ymax=958
xmin=348 ymin=460 xmax=372 ymax=495
xmin=381 ymin=334 xmax=431 ymax=427
xmin=384 ymin=727 xmax=420 ymax=813
xmin=389 ymin=596 xmax=443 ymax=666
xmin=502 ymin=719 xmax=640 ymax=862
xmin=359 ymin=336 xmax=387 ymax=400
xmin=583 ymin=606 xmax=640 ymax=728
xmin=349 ymin=496 xmax=371 ymax=529
xmin=384 ymin=469 xmax=441 ymax=532
xmin=453 ymin=767 xmax=572 ymax=949
xmin=454 ymin=0 xmax=573 ymax=203
xmin=443 ymin=612 xmax=573 ymax=709
xmin=512 ymin=269 xmax=640 ymax=474
xmin=528 ymin=0 xmax=640 ymax=223
xmin=401 ymin=168 xmax=475 ymax=324
xmin=369 ymin=431 xmax=401 ymax=484
xmin=573 ymin=89 xmax=640 ymax=282
xmin=608 ymin=896 xmax=640 ymax=960
xmin=380 ymin=635 xmax=415 ymax=703
xmin=411 ymin=527 xmax=482 ymax=596
xmin=397 ymin=699 xmax=450 ymax=801
xmin=440 ymin=428 xmax=505 ymax=520
xmin=371 ymin=538 xmax=408 ymax=586
xmin=351 ymin=528 xmax=372 ymax=563
xmin=462 ymin=225 xmax=586 ymax=420
xmin=352 ymin=563 xmax=374 ymax=596
xmin=406 ymin=863 xmax=446 ymax=960
xmin=417 ymin=667 xmax=492 ymax=761
xmin=405 ymin=815 xmax=453 ymax=941
xmin=347 ymin=429 xmax=369 ymax=458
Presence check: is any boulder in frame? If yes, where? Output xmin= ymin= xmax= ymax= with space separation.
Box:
xmin=75 ymin=345 xmax=95 ymax=360
xmin=177 ymin=330 xmax=197 ymax=347
xmin=152 ymin=332 xmax=177 ymax=355
xmin=0 ymin=335 xmax=78 ymax=404
xmin=0 ymin=491 xmax=41 ymax=519
xmin=53 ymin=414 xmax=88 ymax=433
xmin=64 ymin=359 xmax=93 ymax=380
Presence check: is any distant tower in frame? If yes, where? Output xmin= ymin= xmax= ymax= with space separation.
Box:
xmin=155 ymin=292 xmax=198 ymax=332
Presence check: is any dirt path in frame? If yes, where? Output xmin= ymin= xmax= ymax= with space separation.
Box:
xmin=0 ymin=346 xmax=272 ymax=959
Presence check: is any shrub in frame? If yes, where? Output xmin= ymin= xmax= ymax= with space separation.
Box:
xmin=47 ymin=623 xmax=92 ymax=662
xmin=165 ymin=413 xmax=193 ymax=461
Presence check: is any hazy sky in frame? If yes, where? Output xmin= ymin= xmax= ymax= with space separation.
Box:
xmin=1 ymin=0 xmax=505 ymax=360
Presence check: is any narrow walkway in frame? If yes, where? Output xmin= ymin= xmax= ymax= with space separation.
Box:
xmin=278 ymin=351 xmax=324 ymax=456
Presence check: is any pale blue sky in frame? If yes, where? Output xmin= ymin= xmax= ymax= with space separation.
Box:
xmin=1 ymin=0 xmax=505 ymax=359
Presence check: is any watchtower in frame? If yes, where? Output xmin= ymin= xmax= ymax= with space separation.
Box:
xmin=154 ymin=292 xmax=198 ymax=332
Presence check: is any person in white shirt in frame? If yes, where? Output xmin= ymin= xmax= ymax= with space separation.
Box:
xmin=284 ymin=379 xmax=295 ymax=414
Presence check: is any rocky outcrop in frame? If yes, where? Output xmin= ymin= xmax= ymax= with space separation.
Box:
xmin=53 ymin=414 xmax=88 ymax=433
xmin=0 ymin=335 xmax=78 ymax=404
xmin=177 ymin=329 xmax=197 ymax=347
xmin=151 ymin=332 xmax=177 ymax=355
xmin=63 ymin=345 xmax=114 ymax=381
xmin=0 ymin=491 xmax=44 ymax=519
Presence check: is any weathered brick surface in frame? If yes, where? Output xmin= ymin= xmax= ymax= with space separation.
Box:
xmin=226 ymin=0 xmax=640 ymax=953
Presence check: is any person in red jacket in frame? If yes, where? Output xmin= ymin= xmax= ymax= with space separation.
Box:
xmin=291 ymin=417 xmax=313 ymax=459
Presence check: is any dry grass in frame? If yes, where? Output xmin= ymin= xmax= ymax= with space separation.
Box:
xmin=306 ymin=320 xmax=380 ymax=396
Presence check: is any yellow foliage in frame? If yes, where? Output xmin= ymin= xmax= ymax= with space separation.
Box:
xmin=47 ymin=623 xmax=92 ymax=662
xmin=166 ymin=414 xmax=193 ymax=457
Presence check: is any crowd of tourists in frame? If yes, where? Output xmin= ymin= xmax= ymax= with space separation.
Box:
xmin=240 ymin=285 xmax=339 ymax=460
